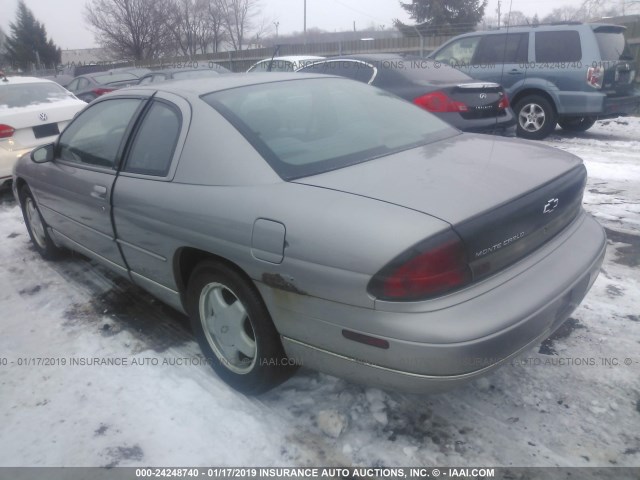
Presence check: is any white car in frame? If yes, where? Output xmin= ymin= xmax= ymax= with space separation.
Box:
xmin=247 ymin=56 xmax=325 ymax=72
xmin=0 ymin=76 xmax=86 ymax=186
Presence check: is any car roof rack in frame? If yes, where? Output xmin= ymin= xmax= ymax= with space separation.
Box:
xmin=498 ymin=21 xmax=583 ymax=29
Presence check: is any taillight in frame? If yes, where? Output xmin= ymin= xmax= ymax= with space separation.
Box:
xmin=498 ymin=93 xmax=509 ymax=110
xmin=587 ymin=66 xmax=603 ymax=89
xmin=0 ymin=124 xmax=15 ymax=139
xmin=414 ymin=91 xmax=468 ymax=113
xmin=368 ymin=230 xmax=472 ymax=301
xmin=92 ymin=88 xmax=114 ymax=96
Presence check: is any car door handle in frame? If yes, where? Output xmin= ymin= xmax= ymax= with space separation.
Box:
xmin=508 ymin=69 xmax=523 ymax=75
xmin=91 ymin=185 xmax=107 ymax=199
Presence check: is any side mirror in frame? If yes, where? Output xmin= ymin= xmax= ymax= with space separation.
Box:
xmin=31 ymin=144 xmax=54 ymax=163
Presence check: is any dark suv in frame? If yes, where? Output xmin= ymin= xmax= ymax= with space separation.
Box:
xmin=430 ymin=23 xmax=640 ymax=139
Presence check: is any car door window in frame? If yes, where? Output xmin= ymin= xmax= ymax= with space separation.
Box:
xmin=58 ymin=98 xmax=141 ymax=168
xmin=139 ymin=76 xmax=153 ymax=85
xmin=473 ymin=33 xmax=529 ymax=64
xmin=434 ymin=37 xmax=480 ymax=66
xmin=123 ymin=101 xmax=181 ymax=176
xmin=77 ymin=78 xmax=90 ymax=90
xmin=535 ymin=31 xmax=582 ymax=62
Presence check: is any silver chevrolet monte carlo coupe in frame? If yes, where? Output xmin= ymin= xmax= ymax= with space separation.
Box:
xmin=13 ymin=74 xmax=606 ymax=395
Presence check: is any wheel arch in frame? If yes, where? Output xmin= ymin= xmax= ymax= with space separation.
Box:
xmin=173 ymin=247 xmax=258 ymax=311
xmin=14 ymin=177 xmax=28 ymax=203
xmin=511 ymin=88 xmax=558 ymax=115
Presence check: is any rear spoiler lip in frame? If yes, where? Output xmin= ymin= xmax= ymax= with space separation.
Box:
xmin=592 ymin=24 xmax=627 ymax=33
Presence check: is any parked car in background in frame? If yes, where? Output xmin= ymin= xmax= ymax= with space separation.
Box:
xmin=0 ymin=76 xmax=85 ymax=187
xmin=298 ymin=54 xmax=515 ymax=135
xmin=65 ymin=70 xmax=143 ymax=102
xmin=41 ymin=74 xmax=74 ymax=87
xmin=109 ymin=67 xmax=151 ymax=78
xmin=13 ymin=74 xmax=605 ymax=395
xmin=247 ymin=56 xmax=325 ymax=72
xmin=137 ymin=66 xmax=229 ymax=85
xmin=429 ymin=22 xmax=640 ymax=139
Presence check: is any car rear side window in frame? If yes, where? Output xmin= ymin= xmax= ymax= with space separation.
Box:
xmin=473 ymin=33 xmax=529 ymax=64
xmin=202 ymin=78 xmax=456 ymax=180
xmin=58 ymin=98 xmax=141 ymax=168
xmin=535 ymin=31 xmax=582 ymax=62
xmin=123 ymin=101 xmax=181 ymax=176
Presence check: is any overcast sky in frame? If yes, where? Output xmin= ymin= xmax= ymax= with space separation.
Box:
xmin=1 ymin=0 xmax=593 ymax=50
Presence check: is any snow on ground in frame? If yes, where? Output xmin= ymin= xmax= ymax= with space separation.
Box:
xmin=0 ymin=119 xmax=639 ymax=468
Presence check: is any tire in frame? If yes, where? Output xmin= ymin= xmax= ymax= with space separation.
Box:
xmin=514 ymin=95 xmax=557 ymax=140
xmin=558 ymin=116 xmax=597 ymax=132
xmin=20 ymin=185 xmax=65 ymax=260
xmin=186 ymin=261 xmax=294 ymax=394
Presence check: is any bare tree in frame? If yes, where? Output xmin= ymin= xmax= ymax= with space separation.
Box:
xmin=85 ymin=0 xmax=174 ymax=61
xmin=541 ymin=6 xmax=584 ymax=22
xmin=205 ymin=0 xmax=228 ymax=53
xmin=215 ymin=0 xmax=261 ymax=51
xmin=168 ymin=0 xmax=213 ymax=56
xmin=502 ymin=10 xmax=530 ymax=27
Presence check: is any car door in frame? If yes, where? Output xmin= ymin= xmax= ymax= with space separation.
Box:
xmin=32 ymin=96 xmax=148 ymax=273
xmin=469 ymin=33 xmax=529 ymax=93
xmin=432 ymin=35 xmax=481 ymax=75
xmin=111 ymin=92 xmax=190 ymax=308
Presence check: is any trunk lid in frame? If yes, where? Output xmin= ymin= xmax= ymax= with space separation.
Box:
xmin=0 ymin=98 xmax=86 ymax=148
xmin=295 ymin=134 xmax=586 ymax=280
xmin=447 ymin=82 xmax=508 ymax=120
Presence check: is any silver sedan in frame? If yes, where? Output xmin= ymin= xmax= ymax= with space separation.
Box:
xmin=12 ymin=74 xmax=606 ymax=394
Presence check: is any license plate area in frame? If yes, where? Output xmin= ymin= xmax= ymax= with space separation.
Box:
xmin=32 ymin=123 xmax=60 ymax=139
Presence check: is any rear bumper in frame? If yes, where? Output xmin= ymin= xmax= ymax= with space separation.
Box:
xmin=437 ymin=109 xmax=516 ymax=136
xmin=0 ymin=142 xmax=32 ymax=183
xmin=260 ymin=211 xmax=606 ymax=393
xmin=555 ymin=90 xmax=640 ymax=116
xmin=600 ymin=92 xmax=640 ymax=117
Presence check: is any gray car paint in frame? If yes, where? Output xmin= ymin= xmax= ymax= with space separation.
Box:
xmin=12 ymin=73 xmax=607 ymax=393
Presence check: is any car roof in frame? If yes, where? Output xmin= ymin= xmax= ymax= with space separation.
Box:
xmin=310 ymin=53 xmax=413 ymax=62
xmin=145 ymin=68 xmax=220 ymax=75
xmin=76 ymin=70 xmax=138 ymax=79
xmin=1 ymin=76 xmax=59 ymax=85
xmin=449 ymin=22 xmax=625 ymax=38
xmin=122 ymin=72 xmax=331 ymax=97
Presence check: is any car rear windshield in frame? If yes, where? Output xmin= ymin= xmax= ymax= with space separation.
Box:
xmin=202 ymin=78 xmax=457 ymax=180
xmin=595 ymin=30 xmax=634 ymax=60
xmin=93 ymin=73 xmax=138 ymax=85
xmin=0 ymin=82 xmax=74 ymax=109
